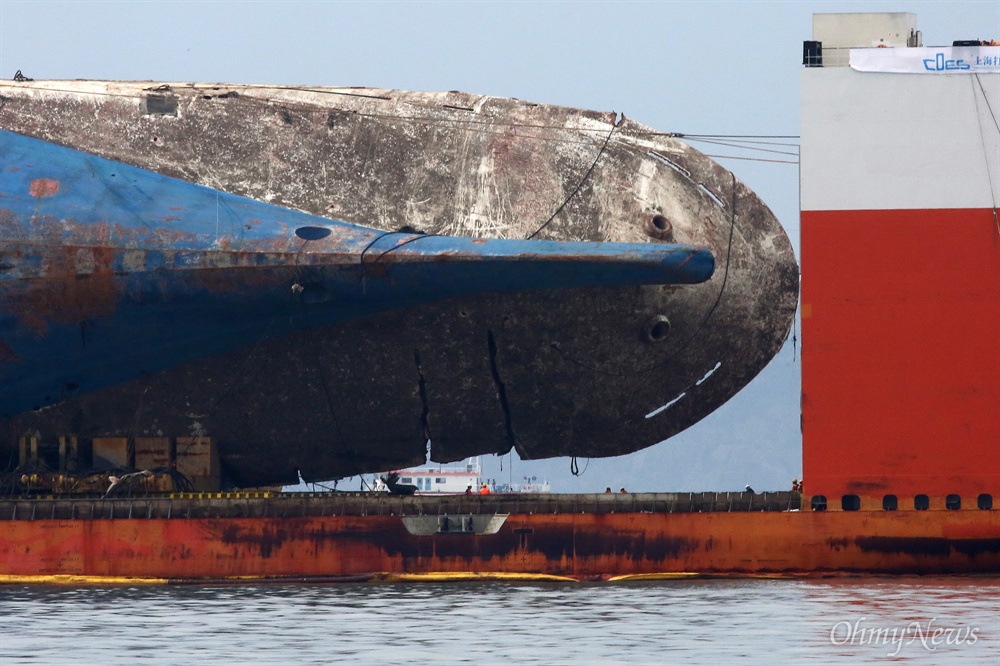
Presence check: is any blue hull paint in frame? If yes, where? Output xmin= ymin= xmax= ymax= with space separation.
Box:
xmin=0 ymin=129 xmax=713 ymax=417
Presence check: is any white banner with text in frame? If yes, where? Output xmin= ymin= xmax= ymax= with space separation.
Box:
xmin=850 ymin=46 xmax=1000 ymax=74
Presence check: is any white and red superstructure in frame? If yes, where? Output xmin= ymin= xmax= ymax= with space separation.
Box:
xmin=800 ymin=13 xmax=999 ymax=509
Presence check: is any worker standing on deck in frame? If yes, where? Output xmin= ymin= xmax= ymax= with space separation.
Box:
xmin=479 ymin=482 xmax=491 ymax=495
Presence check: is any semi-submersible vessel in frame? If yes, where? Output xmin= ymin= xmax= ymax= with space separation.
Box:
xmin=0 ymin=12 xmax=997 ymax=581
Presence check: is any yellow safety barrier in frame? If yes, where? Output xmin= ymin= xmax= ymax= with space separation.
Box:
xmin=370 ymin=571 xmax=578 ymax=583
xmin=608 ymin=572 xmax=808 ymax=581
xmin=606 ymin=572 xmax=703 ymax=581
xmin=167 ymin=492 xmax=273 ymax=500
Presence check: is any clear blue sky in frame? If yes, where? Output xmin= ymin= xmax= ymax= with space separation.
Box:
xmin=1 ymin=1 xmax=996 ymax=491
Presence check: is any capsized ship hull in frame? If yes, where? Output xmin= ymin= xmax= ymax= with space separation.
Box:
xmin=0 ymin=81 xmax=798 ymax=486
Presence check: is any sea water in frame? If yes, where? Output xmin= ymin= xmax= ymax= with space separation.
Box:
xmin=1 ymin=576 xmax=997 ymax=665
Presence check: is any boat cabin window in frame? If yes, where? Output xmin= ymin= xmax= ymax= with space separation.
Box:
xmin=914 ymin=494 xmax=929 ymax=510
xmin=810 ymin=495 xmax=827 ymax=511
xmin=841 ymin=495 xmax=860 ymax=511
xmin=436 ymin=478 xmax=446 ymax=484
xmin=978 ymin=494 xmax=993 ymax=510
xmin=946 ymin=494 xmax=961 ymax=510
xmin=882 ymin=495 xmax=897 ymax=511
xmin=401 ymin=478 xmax=412 ymax=484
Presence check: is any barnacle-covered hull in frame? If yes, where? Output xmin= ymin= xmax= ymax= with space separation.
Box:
xmin=0 ymin=81 xmax=797 ymax=486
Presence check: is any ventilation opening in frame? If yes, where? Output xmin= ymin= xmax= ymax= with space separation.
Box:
xmin=295 ymin=226 xmax=332 ymax=241
xmin=946 ymin=494 xmax=961 ymax=510
xmin=142 ymin=94 xmax=178 ymax=116
xmin=810 ymin=495 xmax=827 ymax=511
xmin=644 ymin=315 xmax=671 ymax=343
xmin=978 ymin=494 xmax=993 ymax=510
xmin=841 ymin=494 xmax=860 ymax=511
xmin=882 ymin=494 xmax=897 ymax=511
xmin=914 ymin=494 xmax=929 ymax=510
xmin=644 ymin=214 xmax=674 ymax=241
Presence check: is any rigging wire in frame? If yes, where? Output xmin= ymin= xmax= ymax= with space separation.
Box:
xmin=356 ymin=229 xmax=442 ymax=294
xmin=701 ymin=154 xmax=798 ymax=165
xmin=973 ymin=73 xmax=1000 ymax=135
xmin=791 ymin=314 xmax=798 ymax=363
xmin=657 ymin=132 xmax=800 ymax=139
xmin=653 ymin=132 xmax=801 ymax=165
xmin=372 ymin=232 xmax=442 ymax=261
xmin=674 ymin=134 xmax=800 ymax=164
xmin=527 ymin=118 xmax=619 ymax=240
xmin=972 ymin=74 xmax=1000 ymax=237
xmin=681 ymin=136 xmax=799 ymax=157
xmin=677 ymin=173 xmax=748 ymax=361
xmin=679 ymin=136 xmax=800 ymax=147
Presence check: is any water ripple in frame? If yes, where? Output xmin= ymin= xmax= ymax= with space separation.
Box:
xmin=1 ymin=577 xmax=997 ymax=665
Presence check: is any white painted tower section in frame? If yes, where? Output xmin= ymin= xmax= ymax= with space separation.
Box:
xmin=802 ymin=13 xmax=999 ymax=213
xmin=801 ymin=68 xmax=1000 ymax=212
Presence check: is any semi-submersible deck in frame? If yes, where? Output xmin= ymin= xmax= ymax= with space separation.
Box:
xmin=2 ymin=489 xmax=998 ymax=582
xmin=0 ymin=490 xmax=799 ymax=522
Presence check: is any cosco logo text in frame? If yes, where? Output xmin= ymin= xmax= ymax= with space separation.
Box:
xmin=923 ymin=53 xmax=971 ymax=71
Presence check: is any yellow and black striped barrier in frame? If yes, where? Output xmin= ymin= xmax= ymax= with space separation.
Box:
xmin=167 ymin=492 xmax=273 ymax=500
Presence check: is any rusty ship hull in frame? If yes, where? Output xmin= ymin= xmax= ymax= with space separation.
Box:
xmin=2 ymin=493 xmax=998 ymax=582
xmin=0 ymin=81 xmax=798 ymax=487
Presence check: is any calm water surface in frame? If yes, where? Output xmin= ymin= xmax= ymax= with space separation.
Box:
xmin=1 ymin=576 xmax=997 ymax=665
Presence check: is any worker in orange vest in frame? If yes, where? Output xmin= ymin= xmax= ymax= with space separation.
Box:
xmin=479 ymin=483 xmax=491 ymax=495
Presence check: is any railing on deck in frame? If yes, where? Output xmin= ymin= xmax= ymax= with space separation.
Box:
xmin=803 ymin=42 xmax=862 ymax=68
xmin=803 ymin=44 xmax=966 ymax=69
xmin=0 ymin=491 xmax=800 ymax=521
